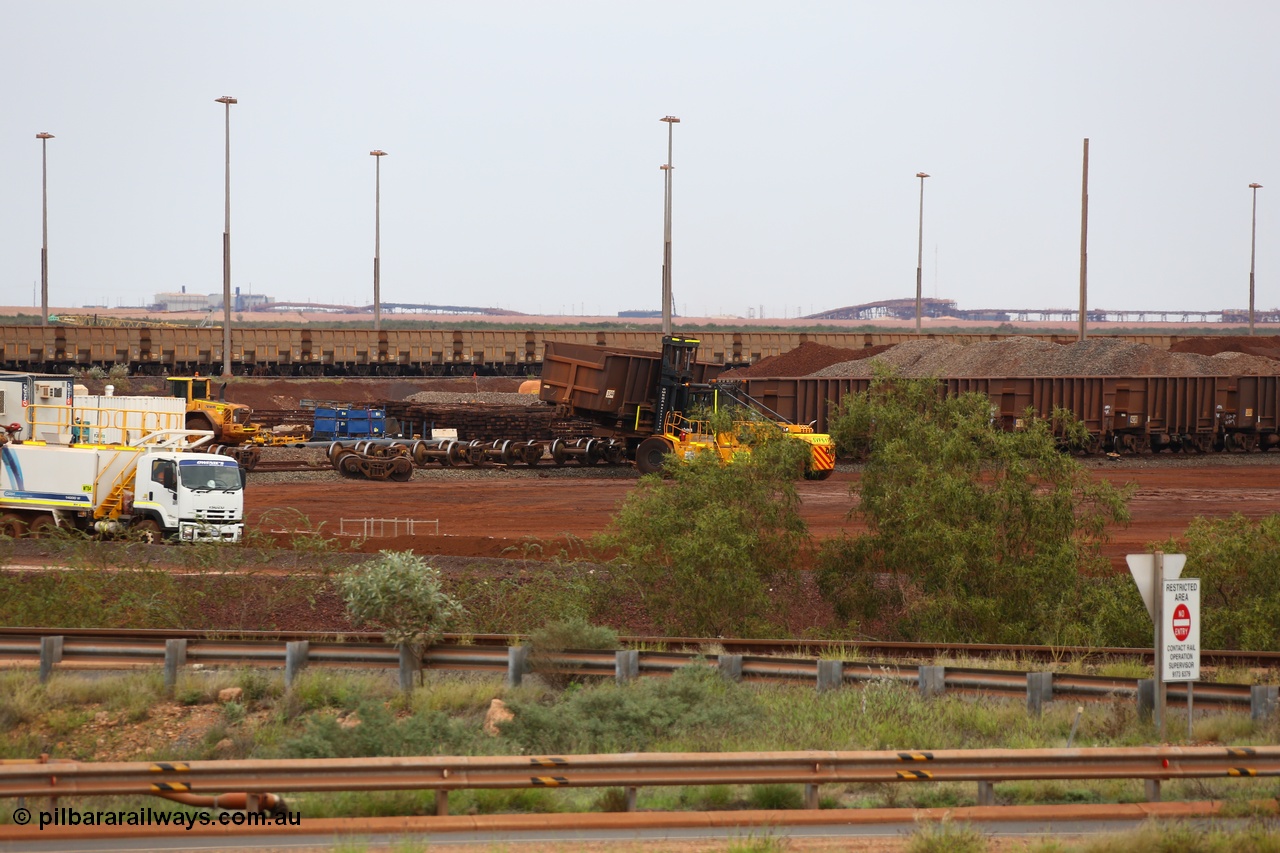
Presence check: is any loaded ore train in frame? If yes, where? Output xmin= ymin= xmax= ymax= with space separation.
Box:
xmin=736 ymin=374 xmax=1280 ymax=455
xmin=1 ymin=325 xmax=1188 ymax=376
xmin=351 ymin=337 xmax=1280 ymax=461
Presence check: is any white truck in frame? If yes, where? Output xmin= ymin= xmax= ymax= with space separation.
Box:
xmin=0 ymin=430 xmax=244 ymax=543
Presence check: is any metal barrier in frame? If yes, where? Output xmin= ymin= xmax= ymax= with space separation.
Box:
xmin=1 ymin=634 xmax=1273 ymax=719
xmin=2 ymin=746 xmax=1277 ymax=812
xmin=338 ymin=517 xmax=440 ymax=537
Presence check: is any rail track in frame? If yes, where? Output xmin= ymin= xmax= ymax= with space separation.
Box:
xmin=246 ymin=459 xmax=330 ymax=474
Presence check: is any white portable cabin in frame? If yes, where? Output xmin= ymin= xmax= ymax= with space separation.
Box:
xmin=72 ymin=396 xmax=187 ymax=446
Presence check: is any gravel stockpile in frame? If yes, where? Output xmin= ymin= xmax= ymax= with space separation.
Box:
xmin=720 ymin=342 xmax=891 ymax=378
xmin=1169 ymin=334 xmax=1280 ymax=361
xmin=403 ymin=390 xmax=545 ymax=406
xmin=811 ymin=336 xmax=1280 ymax=378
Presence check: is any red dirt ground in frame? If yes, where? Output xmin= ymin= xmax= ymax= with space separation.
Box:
xmin=245 ymin=461 xmax=1280 ymax=572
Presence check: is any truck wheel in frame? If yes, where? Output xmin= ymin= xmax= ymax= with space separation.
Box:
xmin=132 ymin=518 xmax=163 ymax=544
xmin=28 ymin=515 xmax=59 ymax=539
xmin=0 ymin=513 xmax=27 ymax=539
xmin=804 ymin=467 xmax=834 ymax=481
xmin=635 ymin=437 xmax=672 ymax=475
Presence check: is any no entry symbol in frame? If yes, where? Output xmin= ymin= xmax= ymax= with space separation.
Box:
xmin=1171 ymin=603 xmax=1191 ymax=642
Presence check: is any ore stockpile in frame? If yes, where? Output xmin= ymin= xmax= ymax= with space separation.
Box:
xmin=726 ymin=337 xmax=1280 ymax=454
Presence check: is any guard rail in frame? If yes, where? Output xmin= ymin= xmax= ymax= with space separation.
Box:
xmin=3 ymin=631 xmax=1277 ymax=721
xmin=3 ymin=747 xmax=1278 ymax=813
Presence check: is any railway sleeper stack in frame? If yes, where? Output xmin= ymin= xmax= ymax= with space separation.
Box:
xmin=381 ymin=402 xmax=559 ymax=442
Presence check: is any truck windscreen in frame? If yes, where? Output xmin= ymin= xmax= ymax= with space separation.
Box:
xmin=179 ymin=465 xmax=243 ymax=491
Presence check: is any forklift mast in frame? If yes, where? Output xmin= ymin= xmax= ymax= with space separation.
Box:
xmin=653 ymin=335 xmax=700 ymax=432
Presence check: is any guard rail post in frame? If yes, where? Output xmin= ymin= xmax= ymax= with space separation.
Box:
xmin=977 ymin=781 xmax=995 ymax=806
xmin=718 ymin=654 xmax=743 ymax=682
xmin=1145 ymin=779 xmax=1161 ymax=802
xmin=507 ymin=646 xmax=529 ymax=688
xmin=816 ymin=660 xmax=843 ymax=693
xmin=804 ymin=783 xmax=820 ymax=809
xmin=38 ymin=636 xmax=63 ymax=684
xmin=285 ymin=641 xmax=310 ymax=689
xmin=1137 ymin=678 xmax=1155 ymax=722
xmin=624 ymin=787 xmax=638 ymax=811
xmin=1252 ymin=685 xmax=1279 ymax=722
xmin=435 ymin=790 xmax=449 ymax=816
xmin=1026 ymin=671 xmax=1053 ymax=717
xmin=164 ymin=639 xmax=188 ymax=693
xmin=919 ymin=665 xmax=945 ymax=698
xmin=398 ymin=645 xmax=419 ymax=693
xmin=616 ymin=650 xmax=639 ymax=684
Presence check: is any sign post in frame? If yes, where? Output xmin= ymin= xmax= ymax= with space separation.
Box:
xmin=1126 ymin=551 xmax=1186 ymax=739
xmin=1163 ymin=577 xmax=1200 ymax=741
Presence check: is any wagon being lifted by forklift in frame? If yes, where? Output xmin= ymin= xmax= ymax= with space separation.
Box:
xmin=539 ymin=335 xmax=835 ymax=478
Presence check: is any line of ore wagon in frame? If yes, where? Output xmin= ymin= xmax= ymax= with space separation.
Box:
xmin=734 ymin=374 xmax=1280 ymax=454
xmin=0 ymin=325 xmax=1185 ymax=376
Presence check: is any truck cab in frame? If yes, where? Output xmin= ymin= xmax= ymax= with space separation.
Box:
xmin=132 ymin=451 xmax=245 ymax=542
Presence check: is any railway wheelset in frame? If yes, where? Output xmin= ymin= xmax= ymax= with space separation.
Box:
xmin=325 ymin=436 xmax=628 ymax=480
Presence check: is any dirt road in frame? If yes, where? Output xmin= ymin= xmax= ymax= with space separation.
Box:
xmin=245 ymin=460 xmax=1280 ymax=568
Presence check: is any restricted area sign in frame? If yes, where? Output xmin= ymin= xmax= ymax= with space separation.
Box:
xmin=1162 ymin=578 xmax=1200 ymax=682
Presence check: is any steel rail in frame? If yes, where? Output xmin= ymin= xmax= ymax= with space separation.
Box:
xmin=2 ymin=747 xmax=1278 ymax=800
xmin=0 ymin=632 xmax=1263 ymax=708
xmin=2 ymin=627 xmax=1278 ymax=668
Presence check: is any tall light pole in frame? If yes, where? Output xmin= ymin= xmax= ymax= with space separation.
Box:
xmin=914 ymin=172 xmax=929 ymax=334
xmin=370 ymin=150 xmax=388 ymax=332
xmin=215 ymin=95 xmax=237 ymax=378
xmin=660 ymin=116 xmax=680 ymax=336
xmin=36 ymin=132 xmax=54 ymax=326
xmin=1249 ymin=182 xmax=1263 ymax=336
xmin=1079 ymin=138 xmax=1089 ymax=342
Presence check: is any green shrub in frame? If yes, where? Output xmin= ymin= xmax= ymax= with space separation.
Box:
xmin=339 ymin=551 xmax=464 ymax=653
xmin=906 ymin=820 xmax=989 ymax=853
xmin=278 ymin=702 xmax=487 ymax=759
xmin=501 ymin=664 xmax=758 ymax=754
xmin=1157 ymin=514 xmax=1280 ymax=651
xmin=526 ymin=617 xmax=619 ymax=689
xmin=746 ymin=784 xmax=803 ymax=810
xmin=447 ymin=565 xmax=604 ymax=634
xmin=819 ymin=371 xmax=1132 ymax=644
xmin=236 ymin=670 xmax=273 ymax=702
xmin=596 ymin=443 xmax=808 ymax=636
xmin=288 ymin=671 xmax=394 ymax=713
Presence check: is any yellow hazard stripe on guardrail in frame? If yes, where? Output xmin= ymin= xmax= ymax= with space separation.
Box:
xmin=1228 ymin=768 xmax=1257 ymax=777
xmin=896 ymin=770 xmax=933 ymax=780
xmin=150 ymin=783 xmax=191 ymax=792
xmin=149 ymin=763 xmax=190 ymax=772
xmin=530 ymin=757 xmax=567 ymax=767
xmin=1227 ymin=748 xmax=1257 ymax=757
xmin=897 ymin=752 xmax=934 ymax=761
xmin=531 ymin=776 xmax=569 ymax=786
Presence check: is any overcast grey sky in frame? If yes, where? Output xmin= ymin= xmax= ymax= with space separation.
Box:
xmin=2 ymin=2 xmax=1276 ymax=318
